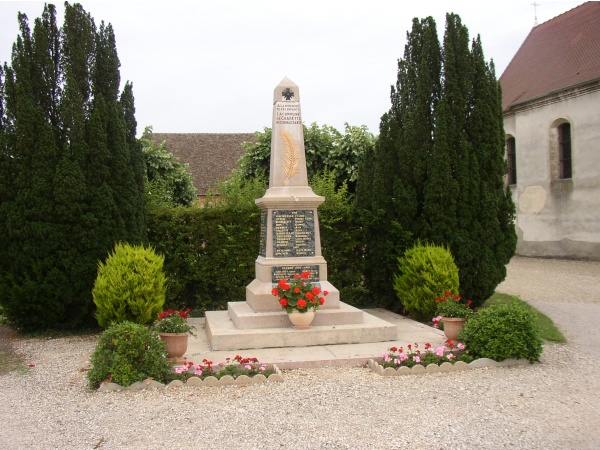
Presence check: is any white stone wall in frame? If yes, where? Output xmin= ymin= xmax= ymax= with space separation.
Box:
xmin=504 ymin=83 xmax=600 ymax=260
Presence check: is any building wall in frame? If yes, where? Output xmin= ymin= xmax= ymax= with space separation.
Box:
xmin=504 ymin=82 xmax=600 ymax=260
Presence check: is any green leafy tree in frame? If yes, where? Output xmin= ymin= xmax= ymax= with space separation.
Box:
xmin=140 ymin=126 xmax=197 ymax=208
xmin=237 ymin=122 xmax=375 ymax=193
xmin=0 ymin=3 xmax=146 ymax=331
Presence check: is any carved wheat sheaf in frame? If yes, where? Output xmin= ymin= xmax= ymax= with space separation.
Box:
xmin=280 ymin=130 xmax=300 ymax=185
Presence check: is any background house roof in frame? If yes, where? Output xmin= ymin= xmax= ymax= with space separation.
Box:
xmin=499 ymin=1 xmax=600 ymax=110
xmin=152 ymin=133 xmax=256 ymax=195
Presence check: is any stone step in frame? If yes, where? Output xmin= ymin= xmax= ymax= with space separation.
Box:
xmin=205 ymin=308 xmax=397 ymax=351
xmin=228 ymin=301 xmax=364 ymax=329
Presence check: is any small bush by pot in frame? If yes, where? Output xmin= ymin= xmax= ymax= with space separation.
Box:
xmin=393 ymin=242 xmax=460 ymax=320
xmin=93 ymin=243 xmax=167 ymax=327
xmin=460 ymin=303 xmax=543 ymax=363
xmin=87 ymin=321 xmax=172 ymax=389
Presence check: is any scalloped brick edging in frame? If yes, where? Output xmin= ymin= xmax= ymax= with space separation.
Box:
xmin=367 ymin=358 xmax=530 ymax=376
xmin=97 ymin=365 xmax=283 ymax=392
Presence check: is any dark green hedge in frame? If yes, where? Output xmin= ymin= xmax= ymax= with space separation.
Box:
xmin=147 ymin=206 xmax=259 ymax=314
xmin=147 ymin=203 xmax=381 ymax=316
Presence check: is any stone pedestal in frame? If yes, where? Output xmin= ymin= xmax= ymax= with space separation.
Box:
xmin=205 ymin=77 xmax=395 ymax=350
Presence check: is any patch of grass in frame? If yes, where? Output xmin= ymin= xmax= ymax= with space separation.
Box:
xmin=0 ymin=324 xmax=26 ymax=376
xmin=483 ymin=293 xmax=566 ymax=343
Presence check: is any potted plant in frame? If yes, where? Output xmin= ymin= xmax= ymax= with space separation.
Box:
xmin=155 ymin=308 xmax=196 ymax=364
xmin=432 ymin=291 xmax=473 ymax=343
xmin=271 ymin=270 xmax=328 ymax=329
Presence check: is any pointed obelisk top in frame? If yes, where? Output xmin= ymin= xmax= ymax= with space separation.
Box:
xmin=273 ymin=76 xmax=300 ymax=104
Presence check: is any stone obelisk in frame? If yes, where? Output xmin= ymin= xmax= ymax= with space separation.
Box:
xmin=205 ymin=77 xmax=396 ymax=350
xmin=245 ymin=76 xmax=340 ymax=312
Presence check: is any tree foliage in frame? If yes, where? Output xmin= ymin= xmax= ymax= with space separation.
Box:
xmin=357 ymin=14 xmax=516 ymax=307
xmin=237 ymin=122 xmax=375 ymax=193
xmin=140 ymin=126 xmax=196 ymax=208
xmin=0 ymin=3 xmax=145 ymax=331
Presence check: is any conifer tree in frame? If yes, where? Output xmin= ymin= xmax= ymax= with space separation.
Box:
xmin=120 ymin=81 xmax=147 ymax=232
xmin=356 ymin=17 xmax=441 ymax=306
xmin=0 ymin=3 xmax=146 ymax=330
xmin=357 ymin=13 xmax=516 ymax=307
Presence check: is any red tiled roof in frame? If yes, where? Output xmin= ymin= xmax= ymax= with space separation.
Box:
xmin=500 ymin=1 xmax=600 ymax=110
xmin=152 ymin=133 xmax=256 ymax=195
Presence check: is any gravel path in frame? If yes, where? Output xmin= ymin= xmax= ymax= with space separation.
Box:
xmin=1 ymin=256 xmax=599 ymax=449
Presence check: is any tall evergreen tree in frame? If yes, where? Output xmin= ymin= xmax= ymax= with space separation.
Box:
xmin=120 ymin=81 xmax=147 ymax=233
xmin=357 ymin=13 xmax=516 ymax=308
xmin=0 ymin=3 xmax=146 ymax=330
xmin=356 ymin=17 xmax=441 ymax=307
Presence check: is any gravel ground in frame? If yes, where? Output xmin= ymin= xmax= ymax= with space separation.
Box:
xmin=1 ymin=256 xmax=600 ymax=449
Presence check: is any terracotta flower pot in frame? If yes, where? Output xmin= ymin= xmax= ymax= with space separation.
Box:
xmin=159 ymin=332 xmax=188 ymax=364
xmin=288 ymin=309 xmax=315 ymax=329
xmin=441 ymin=317 xmax=466 ymax=344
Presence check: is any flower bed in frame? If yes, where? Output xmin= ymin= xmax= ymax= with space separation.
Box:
xmin=98 ymin=364 xmax=283 ymax=391
xmin=97 ymin=355 xmax=283 ymax=391
xmin=367 ymin=341 xmax=530 ymax=376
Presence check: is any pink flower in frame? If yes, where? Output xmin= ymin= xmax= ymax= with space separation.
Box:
xmin=384 ymin=354 xmax=392 ymax=362
xmin=194 ymin=368 xmax=203 ymax=376
xmin=413 ymin=356 xmax=421 ymax=363
xmin=394 ymin=358 xmax=401 ymax=365
xmin=259 ymin=365 xmax=266 ymax=372
xmin=447 ymin=353 xmax=455 ymax=360
xmin=457 ymin=342 xmax=466 ymax=350
xmin=245 ymin=364 xmax=252 ymax=370
xmin=436 ymin=346 xmax=446 ymax=357
xmin=399 ymin=353 xmax=408 ymax=361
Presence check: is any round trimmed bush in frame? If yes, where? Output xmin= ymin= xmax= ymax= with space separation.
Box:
xmin=393 ymin=242 xmax=460 ymax=320
xmin=87 ymin=321 xmax=171 ymax=389
xmin=460 ymin=303 xmax=543 ymax=362
xmin=93 ymin=243 xmax=167 ymax=327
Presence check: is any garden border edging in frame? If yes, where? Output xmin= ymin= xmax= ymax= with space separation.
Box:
xmin=367 ymin=357 xmax=531 ymax=376
xmin=97 ymin=364 xmax=283 ymax=392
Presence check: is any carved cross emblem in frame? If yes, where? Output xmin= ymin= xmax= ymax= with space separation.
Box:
xmin=281 ymin=88 xmax=295 ymax=101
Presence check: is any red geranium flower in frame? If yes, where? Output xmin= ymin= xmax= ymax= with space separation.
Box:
xmin=311 ymin=286 xmax=321 ymax=295
xmin=301 ymin=271 xmax=310 ymax=279
xmin=271 ymin=288 xmax=280 ymax=296
xmin=297 ymin=299 xmax=307 ymax=309
xmin=279 ymin=298 xmax=288 ymax=307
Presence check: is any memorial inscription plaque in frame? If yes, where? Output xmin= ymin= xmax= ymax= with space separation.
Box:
xmin=272 ymin=209 xmax=315 ymax=257
xmin=271 ymin=265 xmax=320 ymax=284
xmin=275 ymin=102 xmax=301 ymax=125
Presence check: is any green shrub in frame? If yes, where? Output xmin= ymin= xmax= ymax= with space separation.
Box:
xmin=460 ymin=303 xmax=543 ymax=362
xmin=87 ymin=321 xmax=172 ymax=389
xmin=93 ymin=243 xmax=167 ymax=327
xmin=393 ymin=242 xmax=459 ymax=320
